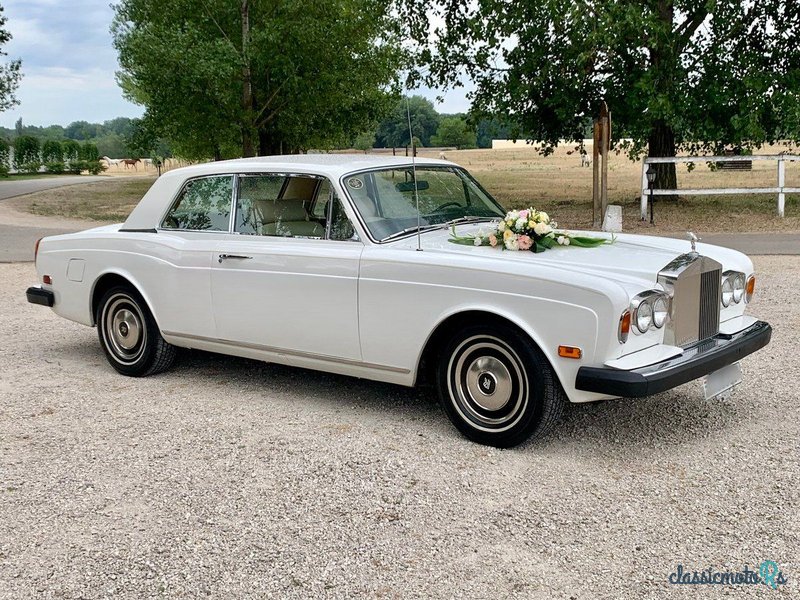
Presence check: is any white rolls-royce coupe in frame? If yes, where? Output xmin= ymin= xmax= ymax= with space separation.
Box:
xmin=27 ymin=155 xmax=771 ymax=447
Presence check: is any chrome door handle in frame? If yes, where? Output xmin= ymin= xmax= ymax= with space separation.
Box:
xmin=218 ymin=254 xmax=253 ymax=263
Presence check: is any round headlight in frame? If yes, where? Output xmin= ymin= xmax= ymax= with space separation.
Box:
xmin=635 ymin=301 xmax=653 ymax=333
xmin=732 ymin=273 xmax=745 ymax=303
xmin=652 ymin=295 xmax=669 ymax=328
xmin=721 ymin=277 xmax=733 ymax=307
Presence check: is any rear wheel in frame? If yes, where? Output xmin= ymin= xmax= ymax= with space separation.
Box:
xmin=96 ymin=285 xmax=176 ymax=377
xmin=436 ymin=323 xmax=565 ymax=447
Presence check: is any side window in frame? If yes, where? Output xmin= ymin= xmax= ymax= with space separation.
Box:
xmin=329 ymin=197 xmax=358 ymax=241
xmin=235 ymin=174 xmax=324 ymax=238
xmin=163 ymin=176 xmax=233 ymax=231
xmin=235 ymin=175 xmax=284 ymax=235
xmin=311 ymin=179 xmax=332 ymax=219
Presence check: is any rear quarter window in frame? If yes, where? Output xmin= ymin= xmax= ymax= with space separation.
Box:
xmin=162 ymin=176 xmax=234 ymax=231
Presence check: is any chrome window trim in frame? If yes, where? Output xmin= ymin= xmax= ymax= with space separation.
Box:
xmin=337 ymin=164 xmax=505 ymax=245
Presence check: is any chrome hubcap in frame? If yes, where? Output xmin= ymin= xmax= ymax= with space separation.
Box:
xmin=467 ymin=357 xmax=512 ymax=410
xmin=112 ymin=309 xmax=141 ymax=350
xmin=448 ymin=336 xmax=529 ymax=433
xmin=103 ymin=294 xmax=147 ymax=365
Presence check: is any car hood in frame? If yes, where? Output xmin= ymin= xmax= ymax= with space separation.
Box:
xmin=389 ymin=226 xmax=749 ymax=287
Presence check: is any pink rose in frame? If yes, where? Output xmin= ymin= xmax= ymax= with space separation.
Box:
xmin=488 ymin=234 xmax=498 ymax=247
xmin=517 ymin=235 xmax=533 ymax=250
xmin=519 ymin=209 xmax=529 ymax=219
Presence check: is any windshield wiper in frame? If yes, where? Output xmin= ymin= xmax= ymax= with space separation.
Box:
xmin=381 ymin=224 xmax=440 ymax=242
xmin=441 ymin=215 xmax=498 ymax=228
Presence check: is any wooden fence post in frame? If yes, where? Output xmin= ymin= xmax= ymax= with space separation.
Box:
xmin=592 ymin=102 xmax=611 ymax=228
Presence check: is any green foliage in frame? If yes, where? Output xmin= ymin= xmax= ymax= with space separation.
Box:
xmin=375 ymin=96 xmax=440 ymax=148
xmin=45 ymin=161 xmax=65 ymax=174
xmin=0 ymin=137 xmax=9 ymax=176
xmin=0 ymin=117 xmax=149 ymax=159
xmin=0 ymin=6 xmax=21 ymax=112
xmin=353 ymin=131 xmax=376 ymax=153
xmin=80 ymin=142 xmax=100 ymax=161
xmin=402 ymin=0 xmax=800 ymax=167
xmin=112 ymin=0 xmax=405 ymax=158
xmin=431 ymin=116 xmax=477 ymax=149
xmin=61 ymin=139 xmax=81 ymax=163
xmin=42 ymin=140 xmax=64 ymax=163
xmin=13 ymin=135 xmax=40 ymax=172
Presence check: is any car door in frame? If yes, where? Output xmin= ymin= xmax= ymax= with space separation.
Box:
xmin=154 ymin=174 xmax=235 ymax=339
xmin=210 ymin=173 xmax=363 ymax=360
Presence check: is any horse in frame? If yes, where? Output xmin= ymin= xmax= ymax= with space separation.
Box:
xmin=122 ymin=158 xmax=140 ymax=170
xmin=102 ymin=156 xmax=120 ymax=167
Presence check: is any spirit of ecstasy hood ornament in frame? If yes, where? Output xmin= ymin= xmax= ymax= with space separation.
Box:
xmin=687 ymin=231 xmax=699 ymax=253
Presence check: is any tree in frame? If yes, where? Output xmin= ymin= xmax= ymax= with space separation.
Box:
xmin=431 ymin=116 xmax=477 ymax=149
xmin=0 ymin=5 xmax=21 ymax=113
xmin=13 ymin=135 xmax=40 ymax=173
xmin=41 ymin=140 xmax=64 ymax=163
xmin=42 ymin=139 xmax=65 ymax=173
xmin=402 ymin=0 xmax=800 ymax=189
xmin=61 ymin=139 xmax=81 ymax=164
xmin=374 ymin=95 xmax=440 ymax=148
xmin=353 ymin=131 xmax=376 ymax=153
xmin=0 ymin=137 xmax=9 ymax=175
xmin=113 ymin=0 xmax=404 ymax=159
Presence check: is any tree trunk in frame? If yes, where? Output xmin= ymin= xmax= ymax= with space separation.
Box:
xmin=258 ymin=128 xmax=281 ymax=155
xmin=647 ymin=120 xmax=677 ymax=192
xmin=240 ymin=0 xmax=256 ymax=157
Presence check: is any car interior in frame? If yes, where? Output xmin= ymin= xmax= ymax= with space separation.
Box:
xmin=236 ymin=175 xmax=326 ymax=237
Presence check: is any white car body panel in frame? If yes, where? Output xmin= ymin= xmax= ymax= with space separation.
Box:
xmin=31 ymin=155 xmax=760 ymax=403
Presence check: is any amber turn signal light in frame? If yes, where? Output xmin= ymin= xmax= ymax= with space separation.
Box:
xmin=618 ymin=309 xmax=631 ymax=343
xmin=745 ymin=274 xmax=756 ymax=303
xmin=558 ymin=345 xmax=582 ymax=359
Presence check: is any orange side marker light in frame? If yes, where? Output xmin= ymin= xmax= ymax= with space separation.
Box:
xmin=558 ymin=345 xmax=582 ymax=359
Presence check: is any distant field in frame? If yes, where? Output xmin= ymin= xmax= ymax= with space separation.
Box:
xmin=10 ymin=146 xmax=800 ymax=233
xmin=416 ymin=144 xmax=800 ymax=233
xmin=12 ymin=178 xmax=155 ymax=222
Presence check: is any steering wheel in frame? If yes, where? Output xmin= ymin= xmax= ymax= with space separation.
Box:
xmin=429 ymin=202 xmax=463 ymax=213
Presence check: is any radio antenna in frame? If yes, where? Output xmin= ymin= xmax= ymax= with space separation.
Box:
xmin=406 ymin=96 xmax=422 ymax=252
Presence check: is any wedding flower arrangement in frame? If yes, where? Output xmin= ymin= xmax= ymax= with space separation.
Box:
xmin=449 ymin=208 xmax=611 ymax=253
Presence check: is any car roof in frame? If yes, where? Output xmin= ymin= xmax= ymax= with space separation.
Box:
xmin=122 ymin=153 xmax=460 ymax=231
xmin=166 ymin=153 xmax=457 ymax=179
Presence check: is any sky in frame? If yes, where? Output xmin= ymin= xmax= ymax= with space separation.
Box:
xmin=0 ymin=0 xmax=470 ymax=128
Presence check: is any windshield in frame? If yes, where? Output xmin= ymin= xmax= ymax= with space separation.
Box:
xmin=341 ymin=166 xmax=506 ymax=241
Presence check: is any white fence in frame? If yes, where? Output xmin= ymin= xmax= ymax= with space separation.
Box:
xmin=640 ymin=155 xmax=800 ymax=219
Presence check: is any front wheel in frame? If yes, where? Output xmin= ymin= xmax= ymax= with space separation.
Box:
xmin=436 ymin=324 xmax=566 ymax=447
xmin=96 ymin=285 xmax=176 ymax=377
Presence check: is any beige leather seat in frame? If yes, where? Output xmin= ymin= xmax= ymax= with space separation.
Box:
xmin=254 ymin=199 xmax=323 ymax=237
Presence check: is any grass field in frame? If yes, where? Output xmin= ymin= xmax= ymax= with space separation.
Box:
xmin=10 ymin=146 xmax=800 ymax=233
xmin=12 ymin=178 xmax=156 ymax=222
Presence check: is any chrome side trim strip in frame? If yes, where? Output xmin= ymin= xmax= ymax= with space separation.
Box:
xmin=161 ymin=330 xmax=410 ymax=374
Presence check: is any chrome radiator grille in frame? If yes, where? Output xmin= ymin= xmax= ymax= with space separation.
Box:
xmin=699 ymin=269 xmax=721 ymax=341
xmin=658 ymin=253 xmax=723 ymax=347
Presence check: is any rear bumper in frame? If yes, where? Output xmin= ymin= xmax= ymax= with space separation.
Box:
xmin=26 ymin=286 xmax=54 ymax=307
xmin=575 ymin=320 xmax=772 ymax=398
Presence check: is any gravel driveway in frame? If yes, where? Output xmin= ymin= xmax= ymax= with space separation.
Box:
xmin=1 ymin=259 xmax=797 ymax=598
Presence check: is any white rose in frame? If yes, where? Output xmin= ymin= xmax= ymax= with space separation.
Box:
xmin=538 ymin=211 xmax=549 ymax=224
xmin=473 ymin=236 xmax=482 ymax=246
xmin=498 ymin=221 xmax=506 ymax=232
xmin=557 ymin=235 xmax=566 ymax=245
xmin=564 ymin=237 xmax=570 ymax=245
xmin=515 ymin=217 xmax=527 ymax=231
xmin=504 ymin=234 xmax=519 ymax=251
xmin=533 ymin=222 xmax=552 ymax=235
